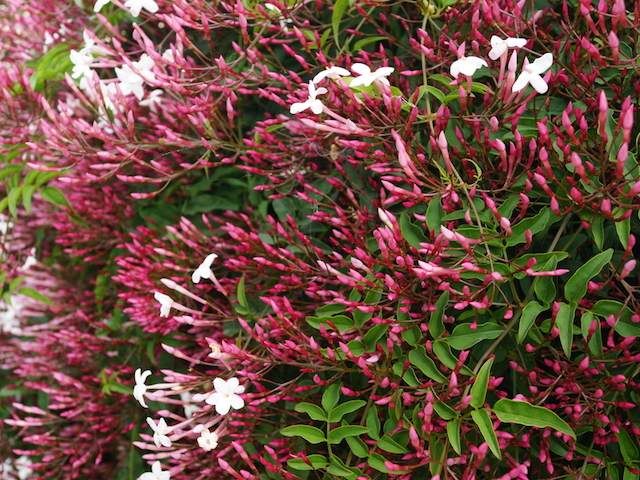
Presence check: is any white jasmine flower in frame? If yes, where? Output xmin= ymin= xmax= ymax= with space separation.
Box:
xmin=70 ymin=49 xmax=94 ymax=81
xmin=94 ymin=0 xmax=111 ymax=12
xmin=197 ymin=428 xmax=219 ymax=451
xmin=192 ymin=253 xmax=219 ymax=284
xmin=204 ymin=377 xmax=245 ymax=415
xmin=180 ymin=392 xmax=198 ymax=418
xmin=162 ymin=49 xmax=174 ymax=62
xmin=512 ymin=53 xmax=553 ymax=94
xmin=349 ymin=63 xmax=394 ymax=88
xmin=146 ymin=417 xmax=172 ymax=448
xmin=134 ymin=54 xmax=156 ymax=81
xmin=140 ymin=89 xmax=163 ymax=112
xmin=134 ymin=368 xmax=151 ymax=408
xmin=290 ymin=81 xmax=327 ymax=115
xmin=153 ymin=292 xmax=174 ymax=317
xmin=124 ymin=0 xmax=159 ymax=17
xmin=115 ymin=64 xmax=145 ymax=99
xmin=138 ymin=461 xmax=170 ymax=480
xmin=488 ymin=35 xmax=527 ymax=60
xmin=449 ymin=56 xmax=488 ymax=78
xmin=312 ymin=66 xmax=351 ymax=84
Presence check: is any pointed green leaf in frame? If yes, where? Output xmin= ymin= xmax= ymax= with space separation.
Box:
xmin=493 ymin=399 xmax=575 ymax=439
xmin=426 ymin=195 xmax=443 ymax=232
xmin=445 ymin=323 xmax=503 ymax=350
xmin=366 ymin=405 xmax=381 ymax=440
xmin=518 ymin=301 xmax=548 ymax=343
xmin=281 ymin=425 xmax=326 ymax=444
xmin=580 ymin=312 xmax=603 ymax=356
xmin=433 ymin=401 xmax=456 ymax=420
xmin=564 ymin=249 xmax=613 ymax=303
xmin=322 ymin=383 xmax=341 ymax=412
xmin=446 ymin=418 xmax=462 ymax=455
xmin=556 ymin=302 xmax=575 ymax=358
xmin=377 ymin=434 xmax=408 ymax=454
xmin=470 ymin=358 xmax=493 ymax=409
xmin=429 ymin=291 xmax=449 ymax=338
xmin=328 ymin=425 xmax=368 ymax=444
xmin=294 ymin=402 xmax=327 ymax=421
xmin=328 ymin=400 xmax=366 ymax=423
xmin=408 ymin=346 xmax=446 ymax=383
xmin=345 ymin=435 xmax=368 ymax=458
xmin=470 ymin=408 xmax=501 ymax=459
xmin=287 ymin=454 xmax=328 ymax=471
xmin=331 ymin=0 xmax=349 ymax=48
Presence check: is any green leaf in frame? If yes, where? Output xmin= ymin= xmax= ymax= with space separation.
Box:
xmin=445 ymin=323 xmax=503 ymax=350
xmin=590 ymin=215 xmax=604 ymax=249
xmin=556 ymin=302 xmax=575 ymax=358
xmin=328 ymin=400 xmax=366 ymax=423
xmin=346 ymin=435 xmax=369 ymax=458
xmin=433 ymin=401 xmax=456 ymax=420
xmin=328 ymin=425 xmax=368 ymax=444
xmin=517 ymin=301 xmax=548 ymax=343
xmin=322 ymin=383 xmax=341 ymax=412
xmin=470 ymin=358 xmax=493 ymax=409
xmin=7 ymin=187 xmax=21 ymax=217
xmin=507 ymin=208 xmax=553 ymax=246
xmin=361 ymin=324 xmax=388 ymax=350
xmin=426 ymin=195 xmax=443 ymax=233
xmin=580 ymin=312 xmax=603 ymax=356
xmin=287 ymin=454 xmax=328 ymax=471
xmin=366 ymin=405 xmax=381 ymax=439
xmin=446 ymin=418 xmax=462 ymax=455
xmin=408 ymin=346 xmax=446 ymax=383
xmin=40 ymin=186 xmax=68 ymax=207
xmin=327 ymin=455 xmax=358 ymax=477
xmin=493 ymin=399 xmax=576 ymax=439
xmin=615 ymin=217 xmax=630 ymax=249
xmin=564 ymin=249 xmax=613 ymax=303
xmin=377 ymin=434 xmax=408 ymax=454
xmin=429 ymin=291 xmax=448 ymax=338
xmin=399 ymin=212 xmax=426 ymax=248
xmin=332 ymin=0 xmax=350 ymax=48
xmin=590 ymin=300 xmax=640 ymax=337
xmin=294 ymin=402 xmax=327 ymax=421
xmin=470 ymin=409 xmax=501 ymax=459
xmin=367 ymin=453 xmax=389 ymax=473
xmin=353 ymin=35 xmax=387 ymax=51
xmin=306 ymin=314 xmax=354 ymax=333
xmin=617 ymin=428 xmax=639 ymax=467
xmin=280 ymin=425 xmax=326 ymax=444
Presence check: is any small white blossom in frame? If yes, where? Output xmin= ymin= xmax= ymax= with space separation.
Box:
xmin=192 ymin=253 xmax=219 ymax=284
xmin=138 ymin=461 xmax=170 ymax=480
xmin=94 ymin=0 xmax=111 ymax=12
xmin=115 ymin=55 xmax=155 ymax=100
xmin=204 ymin=377 xmax=245 ymax=415
xmin=140 ymin=89 xmax=163 ymax=112
xmin=153 ymin=292 xmax=174 ymax=317
xmin=290 ymin=81 xmax=327 ymax=115
xmin=146 ymin=417 xmax=172 ymax=448
xmin=134 ymin=368 xmax=151 ymax=408
xmin=197 ymin=428 xmax=219 ymax=451
xmin=124 ymin=0 xmax=159 ymax=17
xmin=70 ymin=49 xmax=94 ymax=81
xmin=312 ymin=66 xmax=351 ymax=84
xmin=512 ymin=53 xmax=553 ymax=94
xmin=488 ymin=35 xmax=527 ymax=60
xmin=449 ymin=56 xmax=488 ymax=78
xmin=349 ymin=63 xmax=394 ymax=88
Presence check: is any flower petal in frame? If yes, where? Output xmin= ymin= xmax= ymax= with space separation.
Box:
xmin=530 ymin=52 xmax=553 ymax=74
xmin=350 ymin=63 xmax=371 ymax=75
xmin=215 ymin=398 xmax=231 ymax=415
xmin=528 ymin=73 xmax=549 ymax=94
xmin=230 ymin=394 xmax=245 ymax=410
xmin=511 ymin=72 xmax=530 ymax=93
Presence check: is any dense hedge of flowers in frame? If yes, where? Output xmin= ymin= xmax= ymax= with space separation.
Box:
xmin=1 ymin=0 xmax=639 ymax=479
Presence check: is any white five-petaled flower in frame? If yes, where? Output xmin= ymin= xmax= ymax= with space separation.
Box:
xmin=124 ymin=0 xmax=159 ymax=17
xmin=512 ymin=53 xmax=553 ymax=94
xmin=138 ymin=461 xmax=170 ymax=480
xmin=146 ymin=417 xmax=172 ymax=448
xmin=312 ymin=66 xmax=351 ymax=85
xmin=205 ymin=377 xmax=245 ymax=415
xmin=115 ymin=54 xmax=155 ymax=100
xmin=192 ymin=253 xmax=219 ymax=283
xmin=153 ymin=292 xmax=174 ymax=317
xmin=94 ymin=0 xmax=111 ymax=12
xmin=488 ymin=35 xmax=527 ymax=60
xmin=290 ymin=81 xmax=327 ymax=115
xmin=70 ymin=49 xmax=94 ymax=81
xmin=134 ymin=368 xmax=151 ymax=408
xmin=449 ymin=56 xmax=488 ymax=78
xmin=197 ymin=428 xmax=219 ymax=451
xmin=349 ymin=63 xmax=394 ymax=88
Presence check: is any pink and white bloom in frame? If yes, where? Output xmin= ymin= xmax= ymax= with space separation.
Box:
xmin=192 ymin=253 xmax=219 ymax=283
xmin=450 ymin=56 xmax=488 ymax=78
xmin=203 ymin=377 xmax=245 ymax=415
xmin=146 ymin=417 xmax=172 ymax=448
xmin=197 ymin=428 xmax=219 ymax=451
xmin=115 ymin=55 xmax=155 ymax=100
xmin=512 ymin=53 xmax=553 ymax=94
xmin=124 ymin=0 xmax=159 ymax=17
xmin=488 ymin=35 xmax=527 ymax=60
xmin=312 ymin=66 xmax=351 ymax=84
xmin=134 ymin=369 xmax=151 ymax=408
xmin=349 ymin=63 xmax=394 ymax=87
xmin=290 ymin=82 xmax=327 ymax=115
xmin=138 ymin=461 xmax=170 ymax=480
xmin=153 ymin=292 xmax=174 ymax=317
